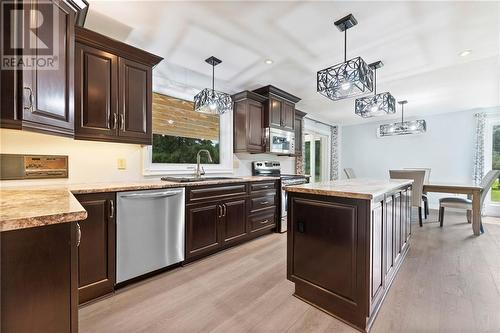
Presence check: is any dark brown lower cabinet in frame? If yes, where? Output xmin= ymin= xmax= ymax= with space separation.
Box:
xmin=75 ymin=192 xmax=116 ymax=304
xmin=287 ymin=184 xmax=412 ymax=332
xmin=222 ymin=198 xmax=248 ymax=245
xmin=185 ymin=181 xmax=279 ymax=262
xmin=186 ymin=202 xmax=222 ymax=259
xmin=1 ymin=222 xmax=79 ymax=333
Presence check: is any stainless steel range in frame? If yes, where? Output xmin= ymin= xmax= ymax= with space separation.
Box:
xmin=252 ymin=161 xmax=309 ymax=233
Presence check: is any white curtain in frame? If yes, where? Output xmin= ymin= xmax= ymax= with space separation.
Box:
xmin=330 ymin=125 xmax=339 ymax=180
xmin=473 ymin=113 xmax=486 ymax=185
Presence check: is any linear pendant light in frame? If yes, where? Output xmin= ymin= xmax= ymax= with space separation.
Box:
xmin=378 ymin=100 xmax=427 ymax=137
xmin=193 ymin=56 xmax=233 ymax=115
xmin=355 ymin=61 xmax=395 ymax=118
xmin=317 ymin=14 xmax=374 ymax=101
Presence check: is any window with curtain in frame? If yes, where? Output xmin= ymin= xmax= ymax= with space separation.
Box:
xmin=152 ymin=93 xmax=220 ymax=164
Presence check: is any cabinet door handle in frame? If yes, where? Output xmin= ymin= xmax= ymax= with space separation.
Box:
xmin=217 ymin=204 xmax=222 ymax=218
xmin=109 ymin=199 xmax=114 ymax=219
xmin=23 ymin=87 xmax=33 ymax=111
xmin=111 ymin=113 xmax=118 ymax=130
xmin=119 ymin=113 xmax=125 ymax=131
xmin=222 ymin=204 xmax=226 ymax=217
xmin=76 ymin=222 xmax=82 ymax=247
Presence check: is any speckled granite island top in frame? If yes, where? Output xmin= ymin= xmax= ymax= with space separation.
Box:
xmin=0 ymin=176 xmax=279 ymax=232
xmin=285 ymin=178 xmax=413 ymax=200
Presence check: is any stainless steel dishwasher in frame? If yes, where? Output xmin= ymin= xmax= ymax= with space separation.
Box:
xmin=116 ymin=188 xmax=185 ymax=283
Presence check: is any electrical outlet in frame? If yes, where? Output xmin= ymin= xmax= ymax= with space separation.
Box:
xmin=233 ymin=159 xmax=239 ymax=169
xmin=117 ymin=158 xmax=126 ymax=170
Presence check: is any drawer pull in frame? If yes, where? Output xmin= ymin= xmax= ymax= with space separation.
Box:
xmin=261 ymin=219 xmax=269 ymax=224
xmin=260 ymin=201 xmax=269 ymax=205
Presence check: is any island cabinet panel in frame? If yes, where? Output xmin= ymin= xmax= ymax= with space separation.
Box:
xmin=288 ymin=194 xmax=369 ymax=330
xmin=370 ymin=202 xmax=384 ymax=313
xmin=1 ymin=222 xmax=79 ymax=333
xmin=287 ymin=184 xmax=411 ymax=332
xmin=385 ymin=195 xmax=394 ymax=278
xmin=75 ymin=193 xmax=116 ymax=304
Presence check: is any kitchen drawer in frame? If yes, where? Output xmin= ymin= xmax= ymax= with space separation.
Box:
xmin=187 ymin=184 xmax=247 ymax=204
xmin=250 ymin=181 xmax=277 ymax=193
xmin=250 ymin=193 xmax=276 ymax=212
xmin=249 ymin=208 xmax=276 ymax=232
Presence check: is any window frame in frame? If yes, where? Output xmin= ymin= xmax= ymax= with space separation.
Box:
xmin=143 ymin=111 xmax=233 ymax=176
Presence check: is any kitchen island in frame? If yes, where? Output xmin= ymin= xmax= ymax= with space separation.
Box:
xmin=285 ymin=178 xmax=413 ymax=332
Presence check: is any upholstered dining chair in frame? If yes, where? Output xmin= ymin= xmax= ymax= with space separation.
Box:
xmin=404 ymin=168 xmax=431 ymax=219
xmin=390 ymin=169 xmax=426 ymax=227
xmin=439 ymin=170 xmax=500 ymax=230
xmin=344 ymin=168 xmax=356 ymax=179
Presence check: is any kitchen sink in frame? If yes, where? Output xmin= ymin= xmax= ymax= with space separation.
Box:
xmin=161 ymin=176 xmax=242 ymax=183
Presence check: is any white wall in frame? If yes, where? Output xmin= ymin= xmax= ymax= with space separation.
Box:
xmin=341 ymin=108 xmax=498 ymax=207
xmin=0 ymin=128 xmax=296 ymax=186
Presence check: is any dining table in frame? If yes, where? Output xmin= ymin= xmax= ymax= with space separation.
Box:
xmin=423 ymin=182 xmax=483 ymax=236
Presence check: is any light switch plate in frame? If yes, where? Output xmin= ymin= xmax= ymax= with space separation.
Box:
xmin=117 ymin=158 xmax=126 ymax=170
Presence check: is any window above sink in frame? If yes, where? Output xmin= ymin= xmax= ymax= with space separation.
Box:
xmin=143 ymin=92 xmax=233 ymax=176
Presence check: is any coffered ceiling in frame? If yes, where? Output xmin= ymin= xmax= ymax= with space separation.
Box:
xmin=86 ymin=1 xmax=500 ymax=125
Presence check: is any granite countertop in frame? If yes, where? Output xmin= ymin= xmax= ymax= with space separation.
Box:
xmin=0 ymin=189 xmax=88 ymax=232
xmin=0 ymin=176 xmax=279 ymax=232
xmin=285 ymin=178 xmax=413 ymax=200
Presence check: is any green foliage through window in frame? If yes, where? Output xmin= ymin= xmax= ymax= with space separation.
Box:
xmin=152 ymin=134 xmax=220 ymax=164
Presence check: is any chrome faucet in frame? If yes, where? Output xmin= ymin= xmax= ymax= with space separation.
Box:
xmin=195 ymin=149 xmax=213 ymax=179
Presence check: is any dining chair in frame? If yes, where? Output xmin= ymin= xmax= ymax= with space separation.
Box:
xmin=390 ymin=169 xmax=426 ymax=227
xmin=344 ymin=168 xmax=356 ymax=179
xmin=404 ymin=168 xmax=431 ymax=219
xmin=438 ymin=170 xmax=500 ymax=229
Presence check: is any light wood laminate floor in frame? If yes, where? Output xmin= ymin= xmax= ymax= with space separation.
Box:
xmin=80 ymin=211 xmax=500 ymax=332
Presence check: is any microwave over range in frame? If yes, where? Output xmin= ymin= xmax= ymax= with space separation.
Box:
xmin=266 ymin=128 xmax=295 ymax=155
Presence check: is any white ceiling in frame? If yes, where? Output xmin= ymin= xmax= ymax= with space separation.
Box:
xmin=85 ymin=1 xmax=500 ymax=125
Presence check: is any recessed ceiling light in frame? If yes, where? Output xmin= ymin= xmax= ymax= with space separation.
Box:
xmin=459 ymin=49 xmax=472 ymax=57
xmin=264 ymin=59 xmax=274 ymax=65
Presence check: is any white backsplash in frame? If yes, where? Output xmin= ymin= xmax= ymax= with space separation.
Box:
xmin=0 ymin=129 xmax=296 ymax=187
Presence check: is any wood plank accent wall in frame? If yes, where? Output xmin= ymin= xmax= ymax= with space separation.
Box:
xmin=152 ymin=93 xmax=220 ymax=141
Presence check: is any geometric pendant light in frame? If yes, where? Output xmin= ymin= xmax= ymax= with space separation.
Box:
xmin=194 ymin=56 xmax=233 ymax=115
xmin=317 ymin=14 xmax=374 ymax=101
xmin=355 ymin=61 xmax=396 ymax=117
xmin=378 ymin=100 xmax=427 ymax=137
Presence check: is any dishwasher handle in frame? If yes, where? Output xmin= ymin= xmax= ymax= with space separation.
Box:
xmin=119 ymin=190 xmax=183 ymax=199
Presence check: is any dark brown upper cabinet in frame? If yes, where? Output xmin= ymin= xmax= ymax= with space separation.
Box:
xmin=74 ymin=27 xmax=162 ymax=145
xmin=253 ymin=85 xmax=301 ymax=132
xmin=1 ymin=0 xmax=78 ymax=137
xmin=233 ymin=90 xmax=267 ymax=153
xmin=74 ymin=43 xmax=118 ymax=139
xmin=294 ymin=110 xmax=307 ymax=156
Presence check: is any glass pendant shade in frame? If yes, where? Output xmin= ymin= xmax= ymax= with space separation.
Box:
xmin=317 ymin=57 xmax=374 ymax=101
xmin=194 ymin=88 xmax=233 ymax=115
xmin=194 ymin=56 xmax=232 ymax=115
xmin=317 ymin=14 xmax=374 ymax=101
xmin=378 ymin=100 xmax=427 ymax=137
xmin=355 ymin=92 xmax=396 ymax=118
xmin=379 ymin=120 xmax=427 ymax=136
xmin=354 ymin=61 xmax=395 ymax=117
